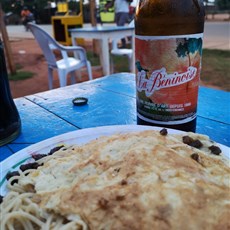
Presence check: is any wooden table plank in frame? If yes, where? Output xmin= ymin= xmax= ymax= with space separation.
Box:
xmin=6 ymin=144 xmax=31 ymax=154
xmin=26 ymin=87 xmax=136 ymax=129
xmin=14 ymin=98 xmax=78 ymax=143
xmin=196 ymin=116 xmax=230 ymax=146
xmin=0 ymin=98 xmax=79 ymax=155
xmin=88 ymin=73 xmax=135 ymax=97
xmin=0 ymin=146 xmax=13 ymax=162
xmin=23 ymin=73 xmax=230 ymax=146
xmin=198 ymin=87 xmax=230 ymax=124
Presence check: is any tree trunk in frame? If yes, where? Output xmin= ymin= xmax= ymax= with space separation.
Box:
xmin=90 ymin=0 xmax=100 ymax=56
xmin=0 ymin=4 xmax=16 ymax=75
xmin=90 ymin=0 xmax=97 ymax=27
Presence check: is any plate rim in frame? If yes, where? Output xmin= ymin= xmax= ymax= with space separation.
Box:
xmin=1 ymin=125 xmax=229 ymax=195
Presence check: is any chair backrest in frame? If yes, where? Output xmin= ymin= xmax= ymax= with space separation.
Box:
xmin=111 ymin=21 xmax=134 ymax=51
xmin=27 ymin=23 xmax=58 ymax=68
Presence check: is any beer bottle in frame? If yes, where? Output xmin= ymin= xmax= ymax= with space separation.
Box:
xmin=0 ymin=40 xmax=21 ymax=146
xmin=135 ymin=0 xmax=205 ymax=132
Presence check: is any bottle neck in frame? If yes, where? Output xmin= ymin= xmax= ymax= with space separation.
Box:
xmin=135 ymin=0 xmax=205 ymax=36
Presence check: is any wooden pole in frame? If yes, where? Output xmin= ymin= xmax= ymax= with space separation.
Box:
xmin=90 ymin=0 xmax=100 ymax=55
xmin=90 ymin=0 xmax=97 ymax=27
xmin=0 ymin=4 xmax=16 ymax=75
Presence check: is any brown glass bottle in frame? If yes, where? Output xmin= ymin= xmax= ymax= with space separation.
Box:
xmin=135 ymin=0 xmax=205 ymax=132
xmin=0 ymin=40 xmax=21 ymax=146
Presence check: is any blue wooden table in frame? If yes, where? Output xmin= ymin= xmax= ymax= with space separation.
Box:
xmin=1 ymin=73 xmax=229 ymax=161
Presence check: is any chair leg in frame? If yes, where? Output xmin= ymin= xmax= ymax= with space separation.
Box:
xmin=57 ymin=69 xmax=67 ymax=87
xmin=48 ymin=67 xmax=53 ymax=90
xmin=70 ymin=71 xmax=76 ymax=85
xmin=86 ymin=61 xmax=93 ymax=80
xmin=110 ymin=55 xmax=114 ymax=74
xmin=128 ymin=55 xmax=132 ymax=72
xmin=76 ymin=70 xmax=82 ymax=81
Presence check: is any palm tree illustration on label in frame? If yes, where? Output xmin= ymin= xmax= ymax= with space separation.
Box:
xmin=136 ymin=37 xmax=202 ymax=98
xmin=175 ymin=38 xmax=202 ymax=66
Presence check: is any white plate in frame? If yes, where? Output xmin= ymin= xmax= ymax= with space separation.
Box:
xmin=0 ymin=125 xmax=229 ymax=196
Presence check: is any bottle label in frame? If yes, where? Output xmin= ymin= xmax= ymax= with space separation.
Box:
xmin=135 ymin=33 xmax=203 ymax=125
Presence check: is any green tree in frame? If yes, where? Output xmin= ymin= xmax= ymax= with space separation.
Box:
xmin=1 ymin=0 xmax=48 ymax=15
xmin=216 ymin=0 xmax=230 ymax=10
xmin=1 ymin=0 xmax=21 ymax=14
xmin=175 ymin=38 xmax=203 ymax=66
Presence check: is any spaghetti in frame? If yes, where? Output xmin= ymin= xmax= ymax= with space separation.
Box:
xmin=1 ymin=164 xmax=87 ymax=230
xmin=0 ymin=129 xmax=229 ymax=230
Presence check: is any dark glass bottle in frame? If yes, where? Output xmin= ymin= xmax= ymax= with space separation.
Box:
xmin=0 ymin=40 xmax=21 ymax=146
xmin=135 ymin=0 xmax=205 ymax=132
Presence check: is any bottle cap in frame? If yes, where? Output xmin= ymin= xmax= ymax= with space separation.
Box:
xmin=72 ymin=97 xmax=88 ymax=106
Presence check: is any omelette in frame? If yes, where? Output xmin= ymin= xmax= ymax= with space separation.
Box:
xmin=1 ymin=129 xmax=230 ymax=229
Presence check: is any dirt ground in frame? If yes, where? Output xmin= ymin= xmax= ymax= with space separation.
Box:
xmin=8 ymin=38 xmax=222 ymax=99
xmin=9 ymin=39 xmax=103 ymax=98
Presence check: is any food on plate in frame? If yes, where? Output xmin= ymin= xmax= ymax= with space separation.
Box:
xmin=0 ymin=129 xmax=229 ymax=229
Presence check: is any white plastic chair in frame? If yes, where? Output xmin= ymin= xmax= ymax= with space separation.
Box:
xmin=110 ymin=21 xmax=134 ymax=73
xmin=27 ymin=23 xmax=93 ymax=89
xmin=110 ymin=37 xmax=133 ymax=73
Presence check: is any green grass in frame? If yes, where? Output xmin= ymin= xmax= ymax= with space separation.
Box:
xmin=201 ymin=49 xmax=230 ymax=91
xmin=111 ymin=55 xmax=130 ymax=72
xmin=8 ymin=62 xmax=34 ymax=81
xmin=9 ymin=71 xmax=34 ymax=81
xmin=87 ymin=48 xmax=230 ymax=91
xmin=87 ymin=51 xmax=130 ymax=72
